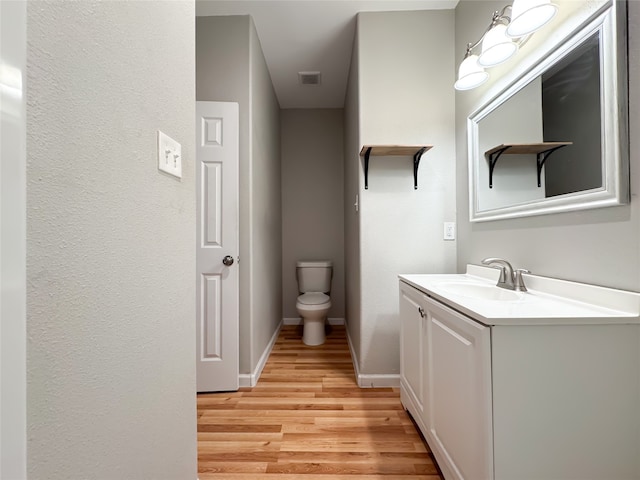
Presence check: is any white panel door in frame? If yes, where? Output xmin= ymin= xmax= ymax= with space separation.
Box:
xmin=196 ymin=101 xmax=239 ymax=392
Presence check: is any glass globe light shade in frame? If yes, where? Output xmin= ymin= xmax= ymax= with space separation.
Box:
xmin=506 ymin=0 xmax=558 ymax=38
xmin=454 ymin=54 xmax=489 ymax=91
xmin=478 ymin=23 xmax=519 ymax=67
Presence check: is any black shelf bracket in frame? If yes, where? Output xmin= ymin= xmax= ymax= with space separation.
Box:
xmin=361 ymin=145 xmax=431 ymax=190
xmin=413 ymin=147 xmax=427 ymax=190
xmin=364 ymin=147 xmax=372 ymax=189
xmin=486 ymin=146 xmax=511 ymax=189
xmin=536 ymin=145 xmax=569 ymax=187
xmin=487 ymin=144 xmax=570 ymax=188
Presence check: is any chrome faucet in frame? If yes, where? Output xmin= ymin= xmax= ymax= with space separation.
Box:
xmin=481 ymin=257 xmax=529 ymax=292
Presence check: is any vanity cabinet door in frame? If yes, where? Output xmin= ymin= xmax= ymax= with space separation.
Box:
xmin=399 ymin=282 xmax=427 ymax=417
xmin=424 ymin=296 xmax=493 ymax=480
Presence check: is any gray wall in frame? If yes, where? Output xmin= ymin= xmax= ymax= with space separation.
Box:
xmin=347 ymin=10 xmax=457 ymax=379
xmin=197 ymin=15 xmax=282 ymax=375
xmin=281 ymin=109 xmax=345 ymax=320
xmin=455 ymin=0 xmax=640 ymax=292
xmin=249 ymin=21 xmax=283 ymax=370
xmin=26 ymin=2 xmax=197 ymax=478
xmin=344 ymin=31 xmax=363 ymax=371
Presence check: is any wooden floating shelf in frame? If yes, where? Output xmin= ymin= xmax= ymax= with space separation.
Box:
xmin=359 ymin=145 xmax=433 ymax=190
xmin=359 ymin=145 xmax=433 ymax=157
xmin=485 ymin=142 xmax=573 ymax=156
xmin=485 ymin=142 xmax=573 ymax=188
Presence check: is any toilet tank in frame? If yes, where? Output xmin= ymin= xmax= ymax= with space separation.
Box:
xmin=296 ymin=260 xmax=333 ymax=294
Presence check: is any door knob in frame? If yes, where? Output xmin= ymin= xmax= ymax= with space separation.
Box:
xmin=222 ymin=255 xmax=234 ymax=266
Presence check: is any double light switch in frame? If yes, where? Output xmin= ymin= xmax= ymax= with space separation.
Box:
xmin=157 ymin=130 xmax=182 ymax=179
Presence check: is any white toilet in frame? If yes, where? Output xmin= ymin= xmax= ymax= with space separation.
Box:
xmin=296 ymin=260 xmax=332 ymax=346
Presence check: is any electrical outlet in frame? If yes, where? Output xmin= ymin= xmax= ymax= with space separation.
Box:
xmin=444 ymin=222 xmax=456 ymax=240
xmin=157 ymin=130 xmax=182 ymax=179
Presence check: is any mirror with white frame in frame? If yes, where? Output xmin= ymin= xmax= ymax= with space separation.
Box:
xmin=468 ymin=1 xmax=629 ymax=222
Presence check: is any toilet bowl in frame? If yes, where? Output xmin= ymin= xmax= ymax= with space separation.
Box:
xmin=296 ymin=293 xmax=331 ymax=346
xmin=296 ymin=260 xmax=333 ymax=346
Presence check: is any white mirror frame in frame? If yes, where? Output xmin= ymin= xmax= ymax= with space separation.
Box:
xmin=468 ymin=1 xmax=628 ymax=223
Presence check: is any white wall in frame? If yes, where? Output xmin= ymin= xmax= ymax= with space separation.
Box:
xmin=350 ymin=10 xmax=457 ymax=379
xmin=26 ymin=2 xmax=197 ymax=478
xmin=1 ymin=1 xmax=27 ymax=477
xmin=197 ymin=15 xmax=282 ymax=377
xmin=281 ymin=109 xmax=345 ymax=320
xmin=455 ymin=0 xmax=640 ymax=292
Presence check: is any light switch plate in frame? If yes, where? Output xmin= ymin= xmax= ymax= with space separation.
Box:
xmin=157 ymin=130 xmax=182 ymax=179
xmin=444 ymin=222 xmax=456 ymax=240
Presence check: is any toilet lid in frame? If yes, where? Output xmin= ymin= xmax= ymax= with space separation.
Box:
xmin=298 ymin=292 xmax=330 ymax=305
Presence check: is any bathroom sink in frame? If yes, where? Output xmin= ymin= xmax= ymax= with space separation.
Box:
xmin=437 ymin=282 xmax=522 ymax=301
xmin=400 ymin=265 xmax=640 ymax=325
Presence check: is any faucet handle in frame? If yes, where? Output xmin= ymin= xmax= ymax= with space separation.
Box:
xmin=514 ymin=269 xmax=530 ymax=292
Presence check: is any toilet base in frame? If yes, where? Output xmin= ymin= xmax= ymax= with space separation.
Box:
xmin=302 ymin=318 xmax=326 ymax=346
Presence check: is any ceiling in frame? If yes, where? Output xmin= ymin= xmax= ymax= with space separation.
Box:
xmin=196 ymin=0 xmax=458 ymax=109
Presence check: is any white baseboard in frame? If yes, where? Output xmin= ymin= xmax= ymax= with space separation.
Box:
xmin=357 ymin=373 xmax=401 ymax=388
xmin=345 ymin=322 xmax=362 ymax=381
xmin=238 ymin=374 xmax=253 ymax=388
xmin=345 ymin=323 xmax=401 ymax=389
xmin=238 ymin=320 xmax=283 ymax=388
xmin=283 ymin=317 xmax=345 ymax=326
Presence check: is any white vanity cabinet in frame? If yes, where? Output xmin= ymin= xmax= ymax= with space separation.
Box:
xmin=425 ymin=295 xmax=493 ymax=480
xmin=399 ymin=281 xmax=493 ymax=480
xmin=399 ymin=272 xmax=640 ymax=480
xmin=399 ymin=282 xmax=426 ymax=415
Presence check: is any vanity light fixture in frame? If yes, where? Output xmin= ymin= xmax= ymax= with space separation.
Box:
xmin=455 ymin=1 xmax=558 ymax=91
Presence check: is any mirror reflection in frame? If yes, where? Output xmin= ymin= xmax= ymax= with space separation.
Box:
xmin=542 ymin=33 xmax=601 ymax=197
xmin=477 ymin=33 xmax=601 ymax=211
xmin=469 ymin=2 xmax=628 ymax=222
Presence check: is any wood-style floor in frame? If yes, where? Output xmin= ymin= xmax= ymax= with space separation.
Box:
xmin=197 ymin=324 xmax=444 ymax=479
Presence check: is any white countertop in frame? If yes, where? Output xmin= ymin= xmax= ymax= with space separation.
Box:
xmin=399 ymin=265 xmax=640 ymax=326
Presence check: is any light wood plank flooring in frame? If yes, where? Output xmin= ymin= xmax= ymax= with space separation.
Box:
xmin=197 ymin=324 xmax=444 ymax=479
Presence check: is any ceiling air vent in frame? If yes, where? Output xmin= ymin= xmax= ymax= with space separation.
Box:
xmin=298 ymin=71 xmax=321 ymax=86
